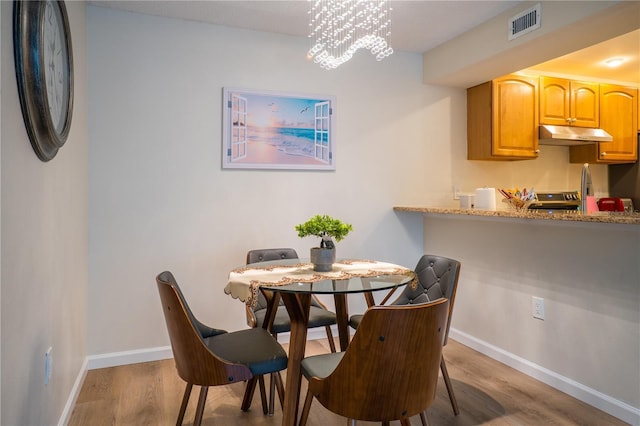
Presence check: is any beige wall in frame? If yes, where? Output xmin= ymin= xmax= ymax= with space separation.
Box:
xmin=86 ymin=6 xmax=430 ymax=356
xmin=1 ymin=2 xmax=88 ymax=425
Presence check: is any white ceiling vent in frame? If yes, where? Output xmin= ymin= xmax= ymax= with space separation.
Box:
xmin=508 ymin=3 xmax=541 ymax=41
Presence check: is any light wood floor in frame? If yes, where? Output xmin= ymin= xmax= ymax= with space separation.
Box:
xmin=69 ymin=339 xmax=628 ymax=426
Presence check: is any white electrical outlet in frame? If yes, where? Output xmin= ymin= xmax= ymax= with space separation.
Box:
xmin=532 ymin=297 xmax=545 ymax=320
xmin=45 ymin=347 xmax=53 ymax=385
xmin=453 ymin=185 xmax=461 ymax=200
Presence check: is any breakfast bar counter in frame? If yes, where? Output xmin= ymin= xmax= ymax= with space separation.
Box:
xmin=393 ymin=206 xmax=640 ymax=226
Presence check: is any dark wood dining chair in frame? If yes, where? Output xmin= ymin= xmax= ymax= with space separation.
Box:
xmin=299 ymin=298 xmax=450 ymax=426
xmin=349 ymin=254 xmax=462 ymax=417
xmin=155 ymin=271 xmax=288 ymax=425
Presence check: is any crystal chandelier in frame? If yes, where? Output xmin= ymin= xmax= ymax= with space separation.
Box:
xmin=307 ymin=0 xmax=393 ymax=70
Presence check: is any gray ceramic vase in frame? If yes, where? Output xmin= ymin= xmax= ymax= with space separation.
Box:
xmin=310 ymin=247 xmax=336 ymax=272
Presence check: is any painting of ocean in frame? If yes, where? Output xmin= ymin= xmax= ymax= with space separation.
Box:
xmin=222 ymin=87 xmax=335 ymax=170
xmin=249 ymin=126 xmax=318 ymax=158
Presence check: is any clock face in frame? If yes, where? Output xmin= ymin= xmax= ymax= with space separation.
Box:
xmin=13 ymin=0 xmax=74 ymax=162
xmin=43 ymin=1 xmax=70 ymax=134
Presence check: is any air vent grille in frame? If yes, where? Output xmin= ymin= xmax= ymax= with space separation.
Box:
xmin=508 ymin=3 xmax=541 ymax=40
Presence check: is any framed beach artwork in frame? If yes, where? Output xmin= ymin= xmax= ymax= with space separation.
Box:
xmin=222 ymin=87 xmax=335 ymax=170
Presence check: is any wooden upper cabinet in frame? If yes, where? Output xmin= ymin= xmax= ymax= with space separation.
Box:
xmin=540 ymin=77 xmax=599 ymax=128
xmin=570 ymin=84 xmax=638 ymax=164
xmin=467 ymin=74 xmax=539 ymax=160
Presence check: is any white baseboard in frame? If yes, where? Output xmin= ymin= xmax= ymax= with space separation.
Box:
xmin=449 ymin=328 xmax=640 ymax=426
xmin=86 ymin=346 xmax=174 ymax=370
xmin=58 ymin=358 xmax=87 ymax=426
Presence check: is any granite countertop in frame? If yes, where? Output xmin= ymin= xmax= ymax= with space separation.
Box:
xmin=393 ymin=206 xmax=640 ymax=225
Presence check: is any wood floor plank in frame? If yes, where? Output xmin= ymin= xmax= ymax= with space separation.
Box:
xmin=69 ymin=339 xmax=628 ymax=426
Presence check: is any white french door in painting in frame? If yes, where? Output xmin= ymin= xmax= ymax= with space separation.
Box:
xmin=314 ymin=101 xmax=331 ymax=163
xmin=229 ymin=94 xmax=247 ymax=162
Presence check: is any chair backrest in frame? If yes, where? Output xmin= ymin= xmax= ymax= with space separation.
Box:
xmin=246 ymin=248 xmax=299 ymax=310
xmin=156 ymin=271 xmax=253 ymax=385
xmin=308 ymin=299 xmax=449 ymax=422
xmin=246 ymin=248 xmax=299 ymax=264
xmin=391 ymin=254 xmax=461 ymax=345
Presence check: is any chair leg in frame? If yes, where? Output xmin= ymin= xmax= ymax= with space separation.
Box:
xmin=193 ymin=386 xmax=209 ymax=426
xmin=176 ymin=382 xmax=192 ymax=426
xmin=299 ymin=388 xmax=315 ymax=426
xmin=270 ymin=331 xmax=289 ymax=405
xmin=274 ymin=371 xmax=285 ymax=408
xmin=325 ymin=325 xmax=337 ymax=353
xmin=441 ymin=356 xmax=460 ymax=415
xmin=419 ymin=411 xmax=430 ymax=426
xmin=258 ymin=375 xmax=268 ymax=414
xmin=268 ymin=373 xmax=276 ymax=415
xmin=241 ymin=377 xmax=258 ymax=412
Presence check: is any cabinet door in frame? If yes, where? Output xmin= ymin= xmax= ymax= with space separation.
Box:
xmin=492 ymin=75 xmax=539 ymax=158
xmin=571 ymin=81 xmax=599 ymax=128
xmin=540 ymin=77 xmax=598 ymax=127
xmin=597 ymin=84 xmax=637 ymax=162
xmin=540 ymin=77 xmax=570 ymax=126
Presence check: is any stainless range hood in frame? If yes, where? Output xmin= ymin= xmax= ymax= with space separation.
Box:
xmin=539 ymin=125 xmax=613 ymax=146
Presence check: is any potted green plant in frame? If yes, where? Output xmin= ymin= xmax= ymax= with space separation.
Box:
xmin=295 ymin=214 xmax=353 ymax=271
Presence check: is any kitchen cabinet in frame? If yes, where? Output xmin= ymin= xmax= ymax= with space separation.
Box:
xmin=570 ymin=84 xmax=638 ymax=164
xmin=467 ymin=74 xmax=539 ymax=160
xmin=540 ymin=77 xmax=599 ymax=128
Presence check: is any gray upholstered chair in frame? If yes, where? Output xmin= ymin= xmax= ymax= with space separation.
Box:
xmin=349 ymin=254 xmax=462 ymax=416
xmin=155 ymin=271 xmax=288 ymax=425
xmin=299 ymin=299 xmax=450 ymax=426
xmin=245 ymin=248 xmax=337 ymax=353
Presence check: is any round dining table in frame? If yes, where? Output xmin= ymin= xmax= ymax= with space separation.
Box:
xmin=225 ymin=258 xmax=416 ymax=426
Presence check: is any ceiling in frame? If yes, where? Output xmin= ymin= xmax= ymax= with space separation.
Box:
xmin=525 ymin=29 xmax=639 ymax=85
xmin=90 ymin=1 xmax=640 ymax=84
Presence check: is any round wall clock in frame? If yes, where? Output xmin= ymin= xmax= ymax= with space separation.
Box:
xmin=14 ymin=0 xmax=74 ymax=162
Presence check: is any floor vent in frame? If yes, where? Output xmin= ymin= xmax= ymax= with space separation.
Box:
xmin=508 ymin=3 xmax=541 ymax=40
